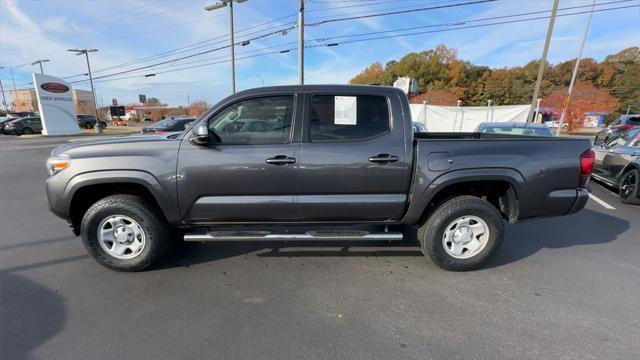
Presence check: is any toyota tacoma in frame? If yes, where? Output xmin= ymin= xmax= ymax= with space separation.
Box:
xmin=46 ymin=85 xmax=594 ymax=271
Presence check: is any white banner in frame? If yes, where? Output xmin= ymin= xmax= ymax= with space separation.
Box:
xmin=410 ymin=104 xmax=530 ymax=132
xmin=33 ymin=73 xmax=80 ymax=135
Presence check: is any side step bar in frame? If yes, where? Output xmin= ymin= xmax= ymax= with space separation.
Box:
xmin=184 ymin=230 xmax=403 ymax=242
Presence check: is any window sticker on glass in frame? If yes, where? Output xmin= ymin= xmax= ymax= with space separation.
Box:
xmin=334 ymin=96 xmax=357 ymax=125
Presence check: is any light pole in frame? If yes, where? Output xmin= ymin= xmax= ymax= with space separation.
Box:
xmin=298 ymin=0 xmax=304 ymax=85
xmin=30 ymin=59 xmax=50 ymax=74
xmin=204 ymin=0 xmax=248 ymax=94
xmin=555 ymin=0 xmax=597 ymax=136
xmin=527 ymin=0 xmax=559 ymax=123
xmin=68 ymin=48 xmax=101 ymax=134
xmin=0 ymin=67 xmax=8 ymax=111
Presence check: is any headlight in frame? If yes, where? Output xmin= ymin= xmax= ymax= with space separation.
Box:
xmin=46 ymin=155 xmax=71 ymax=176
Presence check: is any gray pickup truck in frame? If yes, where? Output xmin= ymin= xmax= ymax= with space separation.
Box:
xmin=46 ymin=85 xmax=594 ymax=272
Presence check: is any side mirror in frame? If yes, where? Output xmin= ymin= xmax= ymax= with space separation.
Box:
xmin=190 ymin=123 xmax=210 ymax=145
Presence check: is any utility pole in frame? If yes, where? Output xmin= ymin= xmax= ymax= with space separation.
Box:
xmin=69 ymin=48 xmax=101 ymax=134
xmin=527 ymin=0 xmax=559 ymax=123
xmin=187 ymin=93 xmax=190 ymax=106
xmin=556 ymin=0 xmax=596 ymax=136
xmin=205 ymin=0 xmax=247 ymax=94
xmin=298 ymin=0 xmax=304 ymax=85
xmin=626 ymin=105 xmax=631 ymax=115
xmin=0 ymin=67 xmax=7 ymax=111
xmin=535 ymin=98 xmax=542 ymax=122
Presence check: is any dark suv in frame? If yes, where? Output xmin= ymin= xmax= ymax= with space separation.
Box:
xmin=77 ymin=114 xmax=107 ymax=129
xmin=4 ymin=117 xmax=43 ymax=135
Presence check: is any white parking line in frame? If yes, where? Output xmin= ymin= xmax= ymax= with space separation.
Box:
xmin=589 ymin=193 xmax=616 ymax=210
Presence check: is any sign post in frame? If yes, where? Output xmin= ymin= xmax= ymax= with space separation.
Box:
xmin=32 ymin=73 xmax=80 ymax=136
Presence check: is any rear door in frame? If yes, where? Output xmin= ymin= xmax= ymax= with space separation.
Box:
xmin=177 ymin=93 xmax=301 ymax=223
xmin=296 ymin=90 xmax=410 ymax=221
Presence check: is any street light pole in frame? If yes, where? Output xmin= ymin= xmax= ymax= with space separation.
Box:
xmin=229 ymin=0 xmax=236 ymax=93
xmin=69 ymin=49 xmax=101 ymax=134
xmin=30 ymin=59 xmax=50 ymax=74
xmin=0 ymin=67 xmax=8 ymax=111
xmin=205 ymin=0 xmax=247 ymax=94
xmin=298 ymin=0 xmax=304 ymax=85
xmin=555 ymin=0 xmax=597 ymax=136
xmin=527 ymin=0 xmax=559 ymax=123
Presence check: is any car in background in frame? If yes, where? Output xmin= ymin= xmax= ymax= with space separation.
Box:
xmin=475 ymin=122 xmax=554 ymax=137
xmin=77 ymin=114 xmax=108 ymax=129
xmin=140 ymin=117 xmax=196 ymax=134
xmin=0 ymin=117 xmax=14 ymax=134
xmin=594 ymin=115 xmax=640 ymax=145
xmin=592 ymin=127 xmax=640 ymax=205
xmin=4 ymin=117 xmax=43 ymax=135
xmin=7 ymin=111 xmax=38 ymax=119
xmin=412 ymin=121 xmax=427 ymax=133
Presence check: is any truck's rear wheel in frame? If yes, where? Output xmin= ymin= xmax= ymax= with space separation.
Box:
xmin=80 ymin=194 xmax=169 ymax=271
xmin=418 ymin=196 xmax=504 ymax=271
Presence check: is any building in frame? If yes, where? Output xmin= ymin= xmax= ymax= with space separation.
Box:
xmin=10 ymin=88 xmax=95 ymax=114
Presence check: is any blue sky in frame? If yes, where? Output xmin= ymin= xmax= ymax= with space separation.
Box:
xmin=1 ymin=0 xmax=639 ymax=106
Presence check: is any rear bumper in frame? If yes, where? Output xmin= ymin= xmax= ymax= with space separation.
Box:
xmin=566 ymin=188 xmax=589 ymax=215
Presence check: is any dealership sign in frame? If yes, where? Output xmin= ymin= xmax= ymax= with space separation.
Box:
xmin=33 ymin=73 xmax=80 ymax=135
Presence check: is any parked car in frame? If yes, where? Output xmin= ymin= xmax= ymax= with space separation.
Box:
xmin=46 ymin=85 xmax=592 ymax=272
xmin=0 ymin=117 xmax=14 ymax=134
xmin=592 ymin=127 xmax=640 ymax=205
xmin=7 ymin=111 xmax=38 ymax=119
xmin=4 ymin=117 xmax=42 ymax=135
xmin=594 ymin=115 xmax=640 ymax=145
xmin=475 ymin=122 xmax=554 ymax=137
xmin=412 ymin=121 xmax=427 ymax=133
xmin=77 ymin=114 xmax=107 ymax=129
xmin=140 ymin=117 xmax=196 ymax=134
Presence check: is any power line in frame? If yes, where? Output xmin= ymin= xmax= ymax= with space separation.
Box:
xmin=306 ymin=0 xmax=498 ymax=26
xmin=7 ymin=3 xmax=637 ymax=90
xmin=57 ymin=0 xmax=494 ymax=81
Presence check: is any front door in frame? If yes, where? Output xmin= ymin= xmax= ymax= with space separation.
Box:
xmin=296 ymin=92 xmax=409 ymax=221
xmin=177 ymin=94 xmax=300 ymax=223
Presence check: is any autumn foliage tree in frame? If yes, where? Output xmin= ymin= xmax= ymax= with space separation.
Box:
xmin=187 ymin=100 xmax=208 ymax=117
xmin=349 ymin=45 xmax=638 ymax=116
xmin=543 ymin=82 xmax=620 ymax=131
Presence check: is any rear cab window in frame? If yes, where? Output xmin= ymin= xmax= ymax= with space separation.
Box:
xmin=307 ymin=94 xmax=390 ymax=142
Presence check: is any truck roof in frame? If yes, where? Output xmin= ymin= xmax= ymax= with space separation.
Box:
xmin=233 ymin=84 xmax=406 ymax=96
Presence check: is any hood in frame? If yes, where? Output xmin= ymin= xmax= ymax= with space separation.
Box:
xmin=51 ymin=134 xmax=176 ymax=156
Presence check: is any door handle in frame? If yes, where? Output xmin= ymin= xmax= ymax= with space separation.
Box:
xmin=368 ymin=154 xmax=399 ymax=163
xmin=266 ymin=155 xmax=296 ymax=165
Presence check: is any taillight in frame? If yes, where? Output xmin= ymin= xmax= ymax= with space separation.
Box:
xmin=579 ymin=149 xmax=595 ymax=188
xmin=154 ymin=130 xmax=167 ymax=134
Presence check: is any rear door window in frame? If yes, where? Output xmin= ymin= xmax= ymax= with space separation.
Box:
xmin=308 ymin=95 xmax=390 ymax=142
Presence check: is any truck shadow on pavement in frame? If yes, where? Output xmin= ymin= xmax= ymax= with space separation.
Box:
xmin=164 ymin=208 xmax=626 ymax=269
xmin=488 ymin=208 xmax=628 ymax=268
xmin=0 ymin=271 xmax=67 ymax=360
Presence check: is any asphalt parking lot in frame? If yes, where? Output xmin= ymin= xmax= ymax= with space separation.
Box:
xmin=1 ymin=136 xmax=639 ymax=360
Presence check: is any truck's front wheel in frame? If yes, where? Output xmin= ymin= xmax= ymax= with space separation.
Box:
xmin=418 ymin=196 xmax=504 ymax=271
xmin=80 ymin=194 xmax=169 ymax=271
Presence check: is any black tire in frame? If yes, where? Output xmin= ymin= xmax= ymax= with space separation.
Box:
xmin=619 ymin=169 xmax=640 ymax=205
xmin=80 ymin=194 xmax=169 ymax=271
xmin=99 ymin=121 xmax=107 ymax=129
xmin=21 ymin=127 xmax=33 ymax=135
xmin=85 ymin=122 xmax=93 ymax=129
xmin=418 ymin=195 xmax=504 ymax=271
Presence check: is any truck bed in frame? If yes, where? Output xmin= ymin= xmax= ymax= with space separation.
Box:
xmin=402 ymin=134 xmax=592 ymax=223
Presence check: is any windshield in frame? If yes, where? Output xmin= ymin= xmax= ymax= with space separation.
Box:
xmin=149 ymin=119 xmax=179 ymax=129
